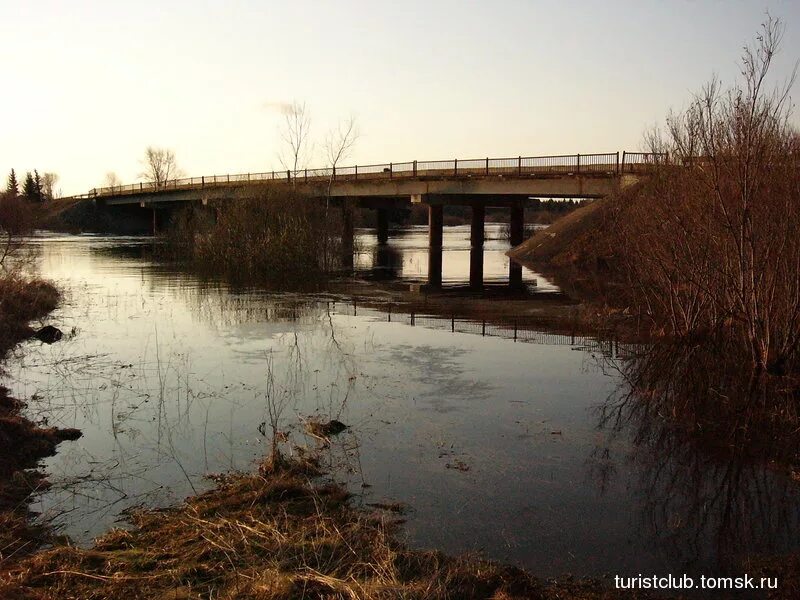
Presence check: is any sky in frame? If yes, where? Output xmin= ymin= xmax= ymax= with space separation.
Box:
xmin=2 ymin=0 xmax=800 ymax=196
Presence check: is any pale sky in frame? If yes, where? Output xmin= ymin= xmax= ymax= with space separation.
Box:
xmin=2 ymin=0 xmax=799 ymax=196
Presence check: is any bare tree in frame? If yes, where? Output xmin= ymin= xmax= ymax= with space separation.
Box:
xmin=104 ymin=172 xmax=122 ymax=187
xmin=278 ymin=101 xmax=312 ymax=178
xmin=104 ymin=172 xmax=123 ymax=190
xmin=0 ymin=193 xmax=35 ymax=267
xmin=139 ymin=146 xmax=181 ymax=189
xmin=324 ymin=116 xmax=359 ymax=201
xmin=40 ymin=172 xmax=59 ymax=201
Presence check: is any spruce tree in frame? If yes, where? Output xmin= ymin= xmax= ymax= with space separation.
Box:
xmin=33 ymin=170 xmax=43 ymax=202
xmin=6 ymin=169 xmax=18 ymax=196
xmin=22 ymin=171 xmax=37 ymax=201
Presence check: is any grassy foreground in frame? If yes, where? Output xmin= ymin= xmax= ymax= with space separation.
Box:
xmin=0 ymin=453 xmax=652 ymax=600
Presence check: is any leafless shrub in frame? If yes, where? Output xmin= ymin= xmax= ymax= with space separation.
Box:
xmin=615 ymin=16 xmax=800 ymax=374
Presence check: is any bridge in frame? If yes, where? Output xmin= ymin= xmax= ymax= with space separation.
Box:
xmin=75 ymin=150 xmax=661 ymax=289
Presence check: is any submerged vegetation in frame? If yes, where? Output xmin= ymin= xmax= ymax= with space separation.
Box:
xmin=0 ymin=191 xmax=80 ymax=569
xmin=168 ymin=188 xmax=347 ymax=285
xmin=0 ymin=191 xmax=59 ymax=355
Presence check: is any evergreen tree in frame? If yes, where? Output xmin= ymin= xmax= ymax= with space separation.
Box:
xmin=33 ymin=170 xmax=43 ymax=202
xmin=22 ymin=171 xmax=37 ymax=201
xmin=6 ymin=169 xmax=18 ymax=196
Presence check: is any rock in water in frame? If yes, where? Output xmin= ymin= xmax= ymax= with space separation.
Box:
xmin=34 ymin=326 xmax=63 ymax=344
xmin=305 ymin=418 xmax=348 ymax=438
xmin=324 ymin=420 xmax=348 ymax=435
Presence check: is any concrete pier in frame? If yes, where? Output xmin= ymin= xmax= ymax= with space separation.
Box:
xmin=470 ymin=205 xmax=485 ymax=290
xmin=341 ymin=202 xmax=354 ymax=269
xmin=376 ymin=208 xmax=389 ymax=245
xmin=427 ymin=205 xmax=443 ymax=288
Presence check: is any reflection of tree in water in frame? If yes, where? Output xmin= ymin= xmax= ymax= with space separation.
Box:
xmin=168 ymin=280 xmax=324 ymax=330
xmin=594 ymin=340 xmax=800 ymax=573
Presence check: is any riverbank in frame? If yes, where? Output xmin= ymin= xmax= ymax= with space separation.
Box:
xmin=0 ymin=273 xmax=82 ymax=565
xmin=0 ymin=452 xmax=661 ymax=600
xmin=0 ymin=274 xmax=60 ymax=357
xmin=506 ymin=198 xmax=647 ymax=341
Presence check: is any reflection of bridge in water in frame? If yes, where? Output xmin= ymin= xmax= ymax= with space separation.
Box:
xmin=73 ymin=151 xmax=662 ymax=291
xmin=326 ymin=300 xmax=638 ymax=358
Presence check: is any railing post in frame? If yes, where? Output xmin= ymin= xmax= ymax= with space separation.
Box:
xmin=355 ymin=165 xmax=358 ymax=180
xmin=518 ymin=156 xmax=522 ymax=176
xmin=454 ymin=158 xmax=458 ymax=176
xmin=333 ymin=165 xmax=336 ymax=181
xmin=576 ymin=153 xmax=581 ymax=173
xmin=413 ymin=160 xmax=417 ymax=177
xmin=615 ymin=152 xmax=620 ymax=174
xmin=201 ymin=175 xmax=205 ymax=187
xmin=305 ymin=168 xmax=308 ymax=182
xmin=247 ymin=173 xmax=250 ymax=182
xmin=485 ymin=157 xmax=489 ymax=175
xmin=287 ymin=170 xmax=291 ymax=182
xmin=389 ymin=162 xmax=393 ymax=179
xmin=227 ymin=174 xmax=230 ymax=183
xmin=140 ymin=182 xmax=143 ymax=191
xmin=621 ymin=151 xmax=627 ymax=173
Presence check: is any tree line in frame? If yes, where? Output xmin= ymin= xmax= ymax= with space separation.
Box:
xmin=5 ymin=168 xmax=58 ymax=202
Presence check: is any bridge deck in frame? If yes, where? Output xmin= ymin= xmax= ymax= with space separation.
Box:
xmin=71 ymin=151 xmax=663 ymax=202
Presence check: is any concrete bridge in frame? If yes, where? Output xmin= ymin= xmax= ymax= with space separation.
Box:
xmin=74 ymin=151 xmax=661 ymax=289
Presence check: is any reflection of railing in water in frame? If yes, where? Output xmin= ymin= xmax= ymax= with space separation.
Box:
xmin=325 ymin=300 xmax=639 ymax=357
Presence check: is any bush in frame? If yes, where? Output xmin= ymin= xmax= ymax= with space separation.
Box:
xmin=168 ymin=188 xmax=346 ymax=285
xmin=611 ymin=18 xmax=800 ymax=374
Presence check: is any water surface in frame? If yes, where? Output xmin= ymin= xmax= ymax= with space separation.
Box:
xmin=5 ymin=226 xmax=799 ymax=584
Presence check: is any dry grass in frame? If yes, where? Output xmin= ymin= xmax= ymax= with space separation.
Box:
xmin=167 ymin=188 xmax=346 ymax=286
xmin=0 ymin=274 xmax=59 ymax=359
xmin=0 ymin=454 xmax=656 ymax=600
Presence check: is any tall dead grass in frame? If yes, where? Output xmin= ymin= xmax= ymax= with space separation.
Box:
xmin=168 ymin=188 xmax=346 ymax=285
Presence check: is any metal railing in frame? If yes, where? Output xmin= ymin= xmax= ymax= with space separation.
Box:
xmin=620 ymin=151 xmax=669 ymax=173
xmin=70 ymin=151 xmax=668 ymax=200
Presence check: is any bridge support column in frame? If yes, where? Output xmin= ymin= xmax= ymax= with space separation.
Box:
xmin=470 ymin=205 xmax=485 ymax=290
xmin=427 ymin=205 xmax=443 ymax=288
xmin=509 ymin=204 xmax=524 ymax=289
xmin=376 ymin=208 xmax=389 ymax=245
xmin=341 ymin=202 xmax=354 ymax=269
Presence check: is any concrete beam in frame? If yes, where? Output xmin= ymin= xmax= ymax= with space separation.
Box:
xmin=99 ymin=173 xmax=620 ymax=207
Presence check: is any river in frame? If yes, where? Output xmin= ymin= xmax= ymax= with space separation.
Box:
xmin=4 ymin=224 xmax=800 ymax=583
